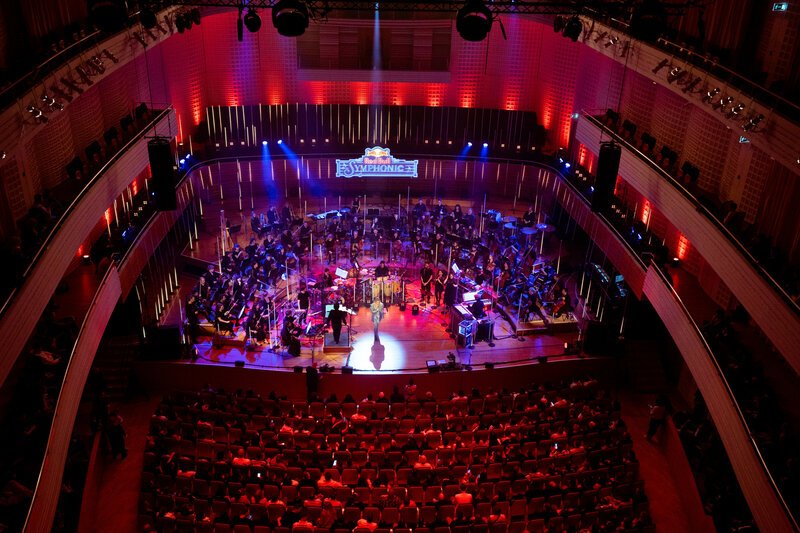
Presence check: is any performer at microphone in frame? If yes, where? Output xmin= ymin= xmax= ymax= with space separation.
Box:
xmin=419 ymin=261 xmax=434 ymax=304
xmin=281 ymin=316 xmax=301 ymax=357
xmin=370 ymin=298 xmax=386 ymax=338
xmin=326 ymin=302 xmax=347 ymax=345
xmin=434 ymin=269 xmax=448 ymax=308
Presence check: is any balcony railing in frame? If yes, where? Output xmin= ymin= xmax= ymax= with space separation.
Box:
xmin=583 ymin=113 xmax=800 ymax=316
xmin=551 ymin=158 xmax=798 ymax=531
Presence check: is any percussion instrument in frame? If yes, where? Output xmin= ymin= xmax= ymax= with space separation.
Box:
xmin=521 ymin=226 xmax=537 ymax=235
xmin=502 ymin=215 xmax=518 ymax=223
xmin=504 ymin=222 xmax=517 ymax=229
xmin=536 ymin=223 xmax=556 ymax=232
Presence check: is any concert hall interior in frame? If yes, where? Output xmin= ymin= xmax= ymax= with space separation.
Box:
xmin=0 ymin=1 xmax=799 ymax=532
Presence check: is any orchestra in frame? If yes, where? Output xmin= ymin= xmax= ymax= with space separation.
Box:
xmin=185 ymin=195 xmax=574 ymax=357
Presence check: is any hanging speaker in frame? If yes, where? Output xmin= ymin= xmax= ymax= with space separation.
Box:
xmin=148 ymin=138 xmax=177 ymax=210
xmin=591 ymin=142 xmax=621 ymax=212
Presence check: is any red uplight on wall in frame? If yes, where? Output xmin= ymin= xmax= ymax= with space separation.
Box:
xmin=641 ymin=200 xmax=651 ymax=225
xmin=131 ymin=179 xmax=138 ymax=196
xmin=578 ymin=144 xmax=587 ymax=166
xmin=77 ymin=245 xmax=84 ymax=257
xmin=677 ymin=234 xmax=690 ymax=260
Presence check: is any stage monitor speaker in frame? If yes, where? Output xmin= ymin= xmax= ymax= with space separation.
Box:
xmin=235 ymin=360 xmax=245 ymax=368
xmin=426 ymin=360 xmax=439 ymax=373
xmin=584 ymin=321 xmax=611 ymax=355
xmin=148 ymin=137 xmax=177 ymax=211
xmin=341 ymin=366 xmax=354 ymax=374
xmin=591 ymin=142 xmax=621 ymax=212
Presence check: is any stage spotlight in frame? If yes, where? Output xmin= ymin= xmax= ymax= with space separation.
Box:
xmin=482 ymin=142 xmax=488 ymax=148
xmin=742 ymin=114 xmax=764 ymax=132
xmin=262 ymin=140 xmax=268 ymax=146
xmin=726 ymin=103 xmax=745 ymax=118
xmin=467 ymin=141 xmax=473 ymax=147
xmin=244 ymin=9 xmax=262 ymax=32
xmin=1 ymin=151 xmax=6 ymax=160
xmin=712 ymin=95 xmax=733 ymax=111
xmin=604 ymin=36 xmax=618 ymax=48
xmin=140 ymin=7 xmax=157 ymax=29
xmin=272 ymin=0 xmax=310 ymax=37
xmin=277 ymin=139 xmax=283 ymax=144
xmin=562 ymin=16 xmax=583 ymax=42
xmin=456 ymin=0 xmax=493 ymax=42
xmin=26 ymin=105 xmax=48 ymax=124
xmin=702 ymin=87 xmax=720 ymax=104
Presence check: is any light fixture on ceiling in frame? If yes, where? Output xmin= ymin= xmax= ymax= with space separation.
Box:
xmin=244 ymin=8 xmax=262 ymax=32
xmin=456 ymin=0 xmax=493 ymax=42
xmin=272 ymin=0 xmax=310 ymax=37
xmin=26 ymin=105 xmax=48 ymax=124
xmin=561 ymin=16 xmax=583 ymax=42
xmin=742 ymin=113 xmax=764 ymax=132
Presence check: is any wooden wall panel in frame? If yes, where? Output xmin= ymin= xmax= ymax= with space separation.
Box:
xmin=0 ymin=110 xmax=176 ymax=389
xmin=23 ymin=267 xmax=121 ymax=533
xmin=642 ymin=266 xmax=795 ymax=533
xmin=118 ymin=176 xmax=196 ymax=300
xmin=576 ymin=117 xmax=800 ymax=372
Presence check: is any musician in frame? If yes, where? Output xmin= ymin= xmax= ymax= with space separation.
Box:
xmin=526 ymin=293 xmax=547 ymax=323
xmin=281 ymin=316 xmax=301 ymax=357
xmin=324 ymin=233 xmax=337 ymax=264
xmin=370 ymin=298 xmax=386 ymax=338
xmin=267 ymin=206 xmax=279 ymax=226
xmin=281 ymin=203 xmax=293 ymax=224
xmin=420 ymin=262 xmax=434 ymax=304
xmin=523 ymin=205 xmax=537 ymax=227
xmin=352 ymin=196 xmax=361 ymax=214
xmin=434 ymin=269 xmax=448 ymax=307
xmin=297 ymin=283 xmax=310 ymax=315
xmin=434 ymin=199 xmax=448 ymax=218
xmin=443 ymin=277 xmax=458 ymax=308
xmin=375 ymin=261 xmax=390 ymax=278
xmin=327 ymin=302 xmax=347 ymax=344
xmin=464 ymin=208 xmax=476 ymax=229
xmin=250 ymin=210 xmax=260 ymax=234
xmin=453 ymin=204 xmax=463 ymax=222
xmin=321 ymin=268 xmax=334 ymax=290
xmin=413 ymin=199 xmax=427 ymax=218
xmin=470 ymin=292 xmax=487 ymax=319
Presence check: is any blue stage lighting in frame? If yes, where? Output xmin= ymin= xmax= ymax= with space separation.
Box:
xmin=482 ymin=142 xmax=488 ymax=148
xmin=277 ymin=139 xmax=283 ymax=145
xmin=565 ymin=162 xmax=571 ymax=168
xmin=262 ymin=140 xmax=268 ymax=146
xmin=467 ymin=141 xmax=473 ymax=147
xmin=179 ymin=158 xmax=186 ymax=165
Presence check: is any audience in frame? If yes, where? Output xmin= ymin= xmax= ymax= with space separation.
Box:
xmin=139 ymin=379 xmax=653 ymax=532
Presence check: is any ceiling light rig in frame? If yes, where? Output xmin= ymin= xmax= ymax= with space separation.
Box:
xmin=456 ymin=0 xmax=494 ymax=42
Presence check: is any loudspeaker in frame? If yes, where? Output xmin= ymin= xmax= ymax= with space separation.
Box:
xmin=584 ymin=321 xmax=610 ymax=355
xmin=426 ymin=360 xmax=439 ymax=373
xmin=399 ymin=302 xmax=407 ymax=311
xmin=148 ymin=138 xmax=177 ymax=210
xmin=341 ymin=366 xmax=354 ymax=375
xmin=591 ymin=142 xmax=621 ymax=212
xmin=412 ymin=305 xmax=420 ymax=316
xmin=234 ymin=360 xmax=245 ymax=368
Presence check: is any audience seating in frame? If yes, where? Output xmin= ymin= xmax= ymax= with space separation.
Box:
xmin=139 ymin=380 xmax=653 ymax=532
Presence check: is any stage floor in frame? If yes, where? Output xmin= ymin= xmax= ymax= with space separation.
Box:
xmin=190 ymin=301 xmax=577 ymax=373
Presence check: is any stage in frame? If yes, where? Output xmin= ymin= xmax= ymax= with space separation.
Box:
xmin=165 ymin=196 xmax=589 ymax=374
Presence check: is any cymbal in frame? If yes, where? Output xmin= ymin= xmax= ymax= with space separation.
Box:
xmin=504 ymin=222 xmax=517 ymax=229
xmin=536 ymin=223 xmax=556 ymax=232
xmin=503 ymin=215 xmax=517 ymax=222
xmin=521 ymin=226 xmax=537 ymax=235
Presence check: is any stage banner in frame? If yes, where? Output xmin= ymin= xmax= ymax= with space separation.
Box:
xmin=336 ymin=147 xmax=418 ymax=178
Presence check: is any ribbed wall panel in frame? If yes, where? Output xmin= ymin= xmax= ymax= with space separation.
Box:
xmin=0 ymin=110 xmax=176 ymax=389
xmin=576 ymin=117 xmax=800 ymax=370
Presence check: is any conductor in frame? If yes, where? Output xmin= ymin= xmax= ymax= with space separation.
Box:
xmin=327 ymin=302 xmax=347 ymax=344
